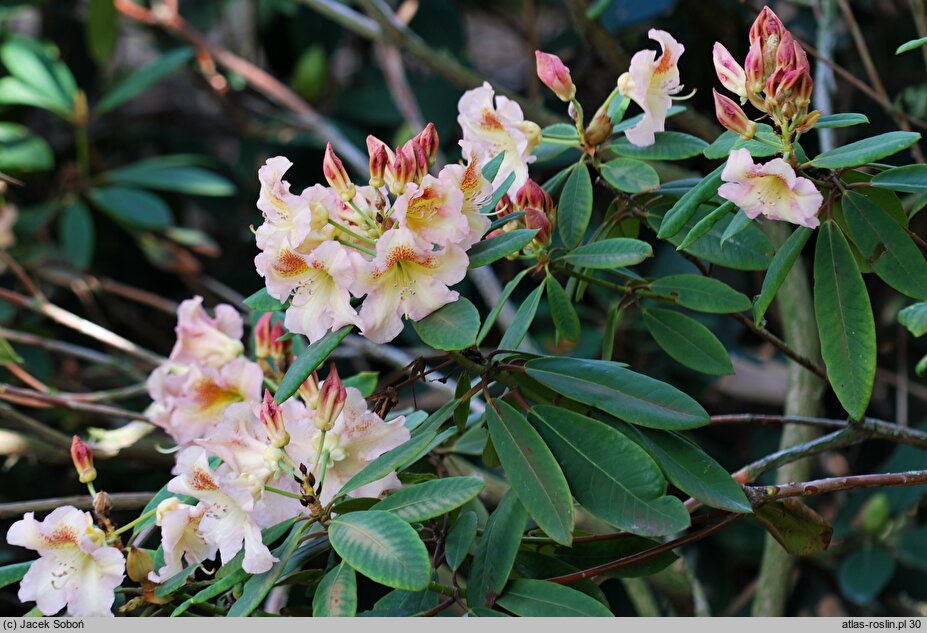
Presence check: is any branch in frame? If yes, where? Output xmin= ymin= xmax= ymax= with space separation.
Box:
xmin=0 ymin=383 xmax=150 ymax=421
xmin=710 ymin=414 xmax=927 ymax=450
xmin=0 ymin=327 xmax=145 ymax=379
xmin=745 ymin=470 xmax=927 ymax=505
xmin=0 ymin=492 xmax=155 ymax=519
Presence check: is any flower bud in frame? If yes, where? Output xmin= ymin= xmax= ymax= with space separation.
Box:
xmin=712 ymin=42 xmax=747 ymax=101
xmin=535 ymin=51 xmax=576 ymax=102
xmin=254 ymin=312 xmax=273 ymax=359
xmin=407 ymin=139 xmax=429 ymax=182
xmin=518 ymin=120 xmax=543 ymax=154
xmin=298 ymin=371 xmax=321 ymax=408
xmin=71 ymin=435 xmax=96 ymax=484
xmin=749 ymin=6 xmax=785 ymax=77
xmin=126 ymin=547 xmax=155 ymax=584
xmin=269 ymin=320 xmax=289 ymax=362
xmin=744 ymin=39 xmax=765 ymax=97
xmin=259 ymin=389 xmax=289 ymax=448
xmin=515 ymin=179 xmax=553 ymax=215
xmin=314 ymin=363 xmax=346 ymax=432
xmin=414 ymin=123 xmax=439 ymax=168
xmin=713 ymin=89 xmax=756 ymax=140
xmin=369 ymin=143 xmax=389 ymax=188
xmin=794 ymin=109 xmax=822 ymax=134
xmin=524 ymin=208 xmax=552 ymax=246
xmin=583 ymin=102 xmax=613 ymax=147
xmin=323 ymin=143 xmax=356 ymax=202
xmin=390 ymin=143 xmax=417 ymax=194
xmin=495 ymin=193 xmax=513 ymax=218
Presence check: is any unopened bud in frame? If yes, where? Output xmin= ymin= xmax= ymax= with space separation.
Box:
xmin=518 ymin=121 xmax=542 ymax=154
xmin=71 ymin=435 xmax=96 ymax=484
xmin=260 ymin=389 xmax=290 ymax=448
xmin=744 ymin=39 xmax=765 ymax=97
xmin=269 ymin=320 xmax=289 ymax=362
xmin=515 ymin=179 xmax=553 ymax=215
xmin=390 ymin=144 xmax=417 ymax=194
xmin=254 ymin=313 xmax=273 ymax=359
xmin=323 ymin=143 xmax=356 ymax=202
xmin=298 ymin=371 xmax=321 ymax=408
xmin=713 ymin=89 xmax=756 ymax=140
xmin=535 ymin=51 xmax=576 ymax=102
xmin=495 ymin=193 xmax=513 ymax=218
xmin=314 ymin=363 xmax=346 ymax=432
xmin=369 ymin=144 xmax=389 ymax=188
xmin=414 ymin=123 xmax=439 ymax=168
xmin=794 ymin=109 xmax=821 ymax=134
xmin=583 ymin=103 xmax=613 ymax=147
xmin=524 ymin=208 xmax=552 ymax=246
xmin=407 ymin=139 xmax=429 ymax=182
xmin=712 ymin=42 xmax=747 ymax=101
xmin=126 ymin=547 xmax=155 ymax=584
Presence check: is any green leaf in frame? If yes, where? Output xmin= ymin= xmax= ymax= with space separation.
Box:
xmin=657 ymin=164 xmax=725 ymax=239
xmin=815 ymin=113 xmax=869 ymax=129
xmin=468 ymin=491 xmax=528 ymax=608
xmin=754 ymin=499 xmax=833 ymax=556
xmin=481 ymin=152 xmax=506 ymax=182
xmin=895 ymin=527 xmax=927 ymax=572
xmin=703 ymin=124 xmax=782 ymax=160
xmin=153 ymin=564 xmax=199 ymax=599
xmin=843 ymin=190 xmax=927 ymax=299
xmin=412 ymin=298 xmax=479 ymax=351
xmin=556 ymin=537 xmax=677 ymax=579
xmin=609 ymin=131 xmax=708 ymax=161
xmin=343 ymin=371 xmax=378 ymax=397
xmin=373 ymin=477 xmax=484 ymax=522
xmin=96 ymin=48 xmax=195 ymax=114
xmin=312 ymin=563 xmax=357 ymax=617
xmin=496 ymin=579 xmax=613 ymax=617
xmin=498 ymin=283 xmax=544 ymax=350
xmin=558 ymin=163 xmax=594 ymax=248
xmin=531 ymin=406 xmax=690 ymax=536
xmin=226 ymin=523 xmax=304 ymax=616
xmin=599 ymin=157 xmax=659 ymax=193
xmin=0 ymin=36 xmax=75 ymax=117
xmin=467 ymin=229 xmax=537 ymax=268
xmin=444 ymin=511 xmax=478 ymax=571
xmin=899 ymin=302 xmax=927 ymax=337
xmin=243 ymin=288 xmax=287 ymax=312
xmin=0 ymin=336 xmax=23 ymax=364
xmin=814 ymin=222 xmax=877 ymax=419
xmin=337 ymin=431 xmax=436 ymax=497
xmin=87 ymin=186 xmax=173 ymax=230
xmin=546 ymin=276 xmax=580 ymax=342
xmin=486 ymin=399 xmax=574 ymax=545
xmin=0 ymin=77 xmax=63 ymax=113
xmin=650 ymin=274 xmax=750 ymax=314
xmin=328 ymin=511 xmax=431 ymax=591
xmin=753 ymin=226 xmax=813 ymax=325
xmin=897 ymin=36 xmax=927 ymax=54
xmin=871 ymin=164 xmax=927 ymax=194
xmin=811 ymin=131 xmax=921 ymax=168
xmin=275 ymin=325 xmax=351 ymax=403
xmin=676 ymin=201 xmax=735 ymax=251
xmin=59 ymin=200 xmax=94 ymax=270
xmin=0 ymin=561 xmax=30 ymax=590
xmin=87 ymin=0 xmax=118 ymax=65
xmin=477 ymin=269 xmax=529 ymax=344
xmin=643 ymin=308 xmax=733 ymax=376
xmin=481 ymin=172 xmax=516 ymax=212
xmin=562 ymin=237 xmax=652 ymax=269
xmin=720 ymin=209 xmax=752 ymax=246
xmin=838 ymin=546 xmax=896 ymax=605
xmin=525 ymin=357 xmax=709 ymax=430
xmin=103 ymin=161 xmax=235 ymax=197
xmin=615 ymin=424 xmax=752 ymax=513
xmin=0 ymin=123 xmax=53 ymax=172
xmin=607 ymin=95 xmax=630 ymax=123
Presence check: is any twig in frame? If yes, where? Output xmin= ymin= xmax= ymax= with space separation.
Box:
xmin=0 ymin=401 xmax=72 ymax=448
xmin=0 ymin=492 xmax=155 ymax=519
xmin=745 ymin=469 xmax=927 ymax=505
xmin=0 ymin=327 xmax=145 ymax=378
xmin=710 ymin=413 xmax=927 ymax=449
xmin=0 ymin=383 xmax=150 ymax=421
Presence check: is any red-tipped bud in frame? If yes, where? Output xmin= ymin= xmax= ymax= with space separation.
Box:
xmin=524 ymin=208 xmax=552 ymax=245
xmin=323 ymin=143 xmax=356 ymax=202
xmin=744 ymin=39 xmax=765 ymax=96
xmin=515 ymin=179 xmax=553 ymax=215
xmin=269 ymin=320 xmax=289 ymax=361
xmin=795 ymin=109 xmax=822 ymax=134
xmin=495 ymin=193 xmax=513 ymax=218
xmin=406 ymin=139 xmax=429 ymax=182
xmin=389 ymin=143 xmax=417 ymax=194
xmin=314 ymin=363 xmax=346 ymax=432
xmin=712 ymin=42 xmax=747 ymax=101
xmin=369 ymin=144 xmax=389 ymax=188
xmin=749 ymin=7 xmax=786 ymax=58
xmin=71 ymin=435 xmax=96 ymax=484
xmin=260 ymin=389 xmax=289 ymax=448
xmin=254 ymin=313 xmax=273 ymax=359
xmin=414 ymin=123 xmax=440 ymax=168
xmin=485 ymin=228 xmax=506 ymax=239
xmin=713 ymin=89 xmax=756 ymax=140
xmin=298 ymin=371 xmax=321 ymax=408
xmin=535 ymin=51 xmax=576 ymax=102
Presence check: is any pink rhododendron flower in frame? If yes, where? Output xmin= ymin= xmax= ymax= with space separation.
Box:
xmin=353 ymin=228 xmax=468 ymax=344
xmin=617 ymin=29 xmax=685 ymax=147
xmin=535 ymin=51 xmax=575 ymax=102
xmin=7 ymin=507 xmax=125 ymax=617
xmin=257 ymin=156 xmax=308 ymax=229
xmin=392 ymin=174 xmax=468 ymax=247
xmin=439 ymin=156 xmax=492 ymax=249
xmin=457 ymin=82 xmax=540 ymax=194
xmin=170 ymin=296 xmax=244 ymax=368
xmin=148 ymin=498 xmax=216 ymax=584
xmin=717 ymin=149 xmax=823 ymax=228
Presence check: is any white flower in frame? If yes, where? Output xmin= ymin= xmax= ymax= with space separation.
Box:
xmin=148 ymin=498 xmax=216 ymax=583
xmin=6 ymin=507 xmax=125 ymax=617
xmin=170 ymin=296 xmax=244 ymax=368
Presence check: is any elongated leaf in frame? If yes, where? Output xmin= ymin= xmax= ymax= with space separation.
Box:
xmin=337 ymin=431 xmax=436 ymax=497
xmin=103 ymin=162 xmax=234 ymax=197
xmin=815 ymin=113 xmax=869 ymax=128
xmin=96 ymin=48 xmax=194 ymax=114
xmin=676 ymin=201 xmax=734 ymax=251
xmin=610 ymin=131 xmax=707 ymax=160
xmin=703 ymin=124 xmax=781 ymax=159
xmin=843 ymin=191 xmax=927 ymax=299
xmin=0 ymin=123 xmax=53 ymax=172
xmin=0 ymin=36 xmax=75 ymax=117
xmin=153 ymin=564 xmax=198 ymax=599
xmin=871 ymin=165 xmax=927 ymax=194
xmin=599 ymin=157 xmax=659 ymax=193
xmin=720 ymin=209 xmax=752 ymax=246
xmin=59 ymin=200 xmax=94 ymax=270
xmin=486 ymin=400 xmax=573 ymax=545
xmin=444 ymin=511 xmax=478 ymax=571
xmin=481 ymin=152 xmax=505 ymax=182
xmin=498 ymin=283 xmax=543 ymax=350
xmin=87 ymin=186 xmax=173 ymax=229
xmin=467 ymin=229 xmax=537 ymax=268
xmin=243 ymin=288 xmax=287 ymax=312
xmin=412 ymin=298 xmax=479 ymax=351
xmin=811 ymin=131 xmax=921 ymax=168
xmin=373 ymin=477 xmax=484 ymax=522
xmin=898 ymin=36 xmax=927 ymax=54
xmin=468 ymin=491 xmax=528 ymax=608
xmin=546 ymin=275 xmax=580 ymax=342
xmin=525 ymin=357 xmax=709 ymax=430
xmin=643 ymin=308 xmax=733 ymax=376
xmin=899 ymin=302 xmax=927 ymax=337
xmin=496 ymin=579 xmax=613 ymax=617
xmin=329 ymin=511 xmax=430 ymax=591
xmin=838 ymin=546 xmax=896 ymax=605
xmin=531 ymin=406 xmax=690 ymax=536
xmin=477 ymin=269 xmax=529 ymax=344
xmin=753 ymin=226 xmax=813 ymax=324
xmin=275 ymin=326 xmax=351 ymax=403
xmin=755 ymin=499 xmax=833 ymax=556
xmin=313 ymin=563 xmax=357 ymax=617
xmin=650 ymin=274 xmax=750 ymax=314
xmin=814 ymin=221 xmax=876 ymax=419
xmin=558 ymin=163 xmax=593 ymax=248
xmin=226 ymin=523 xmax=304 ymax=616
xmin=562 ymin=238 xmax=652 ymax=269
xmin=87 ymin=0 xmax=117 ymax=64
xmin=657 ymin=164 xmax=725 ymax=239
xmin=0 ymin=562 xmax=30 ymax=590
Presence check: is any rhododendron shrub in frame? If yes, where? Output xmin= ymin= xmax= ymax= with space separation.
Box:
xmin=4 ymin=4 xmax=927 ymax=619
